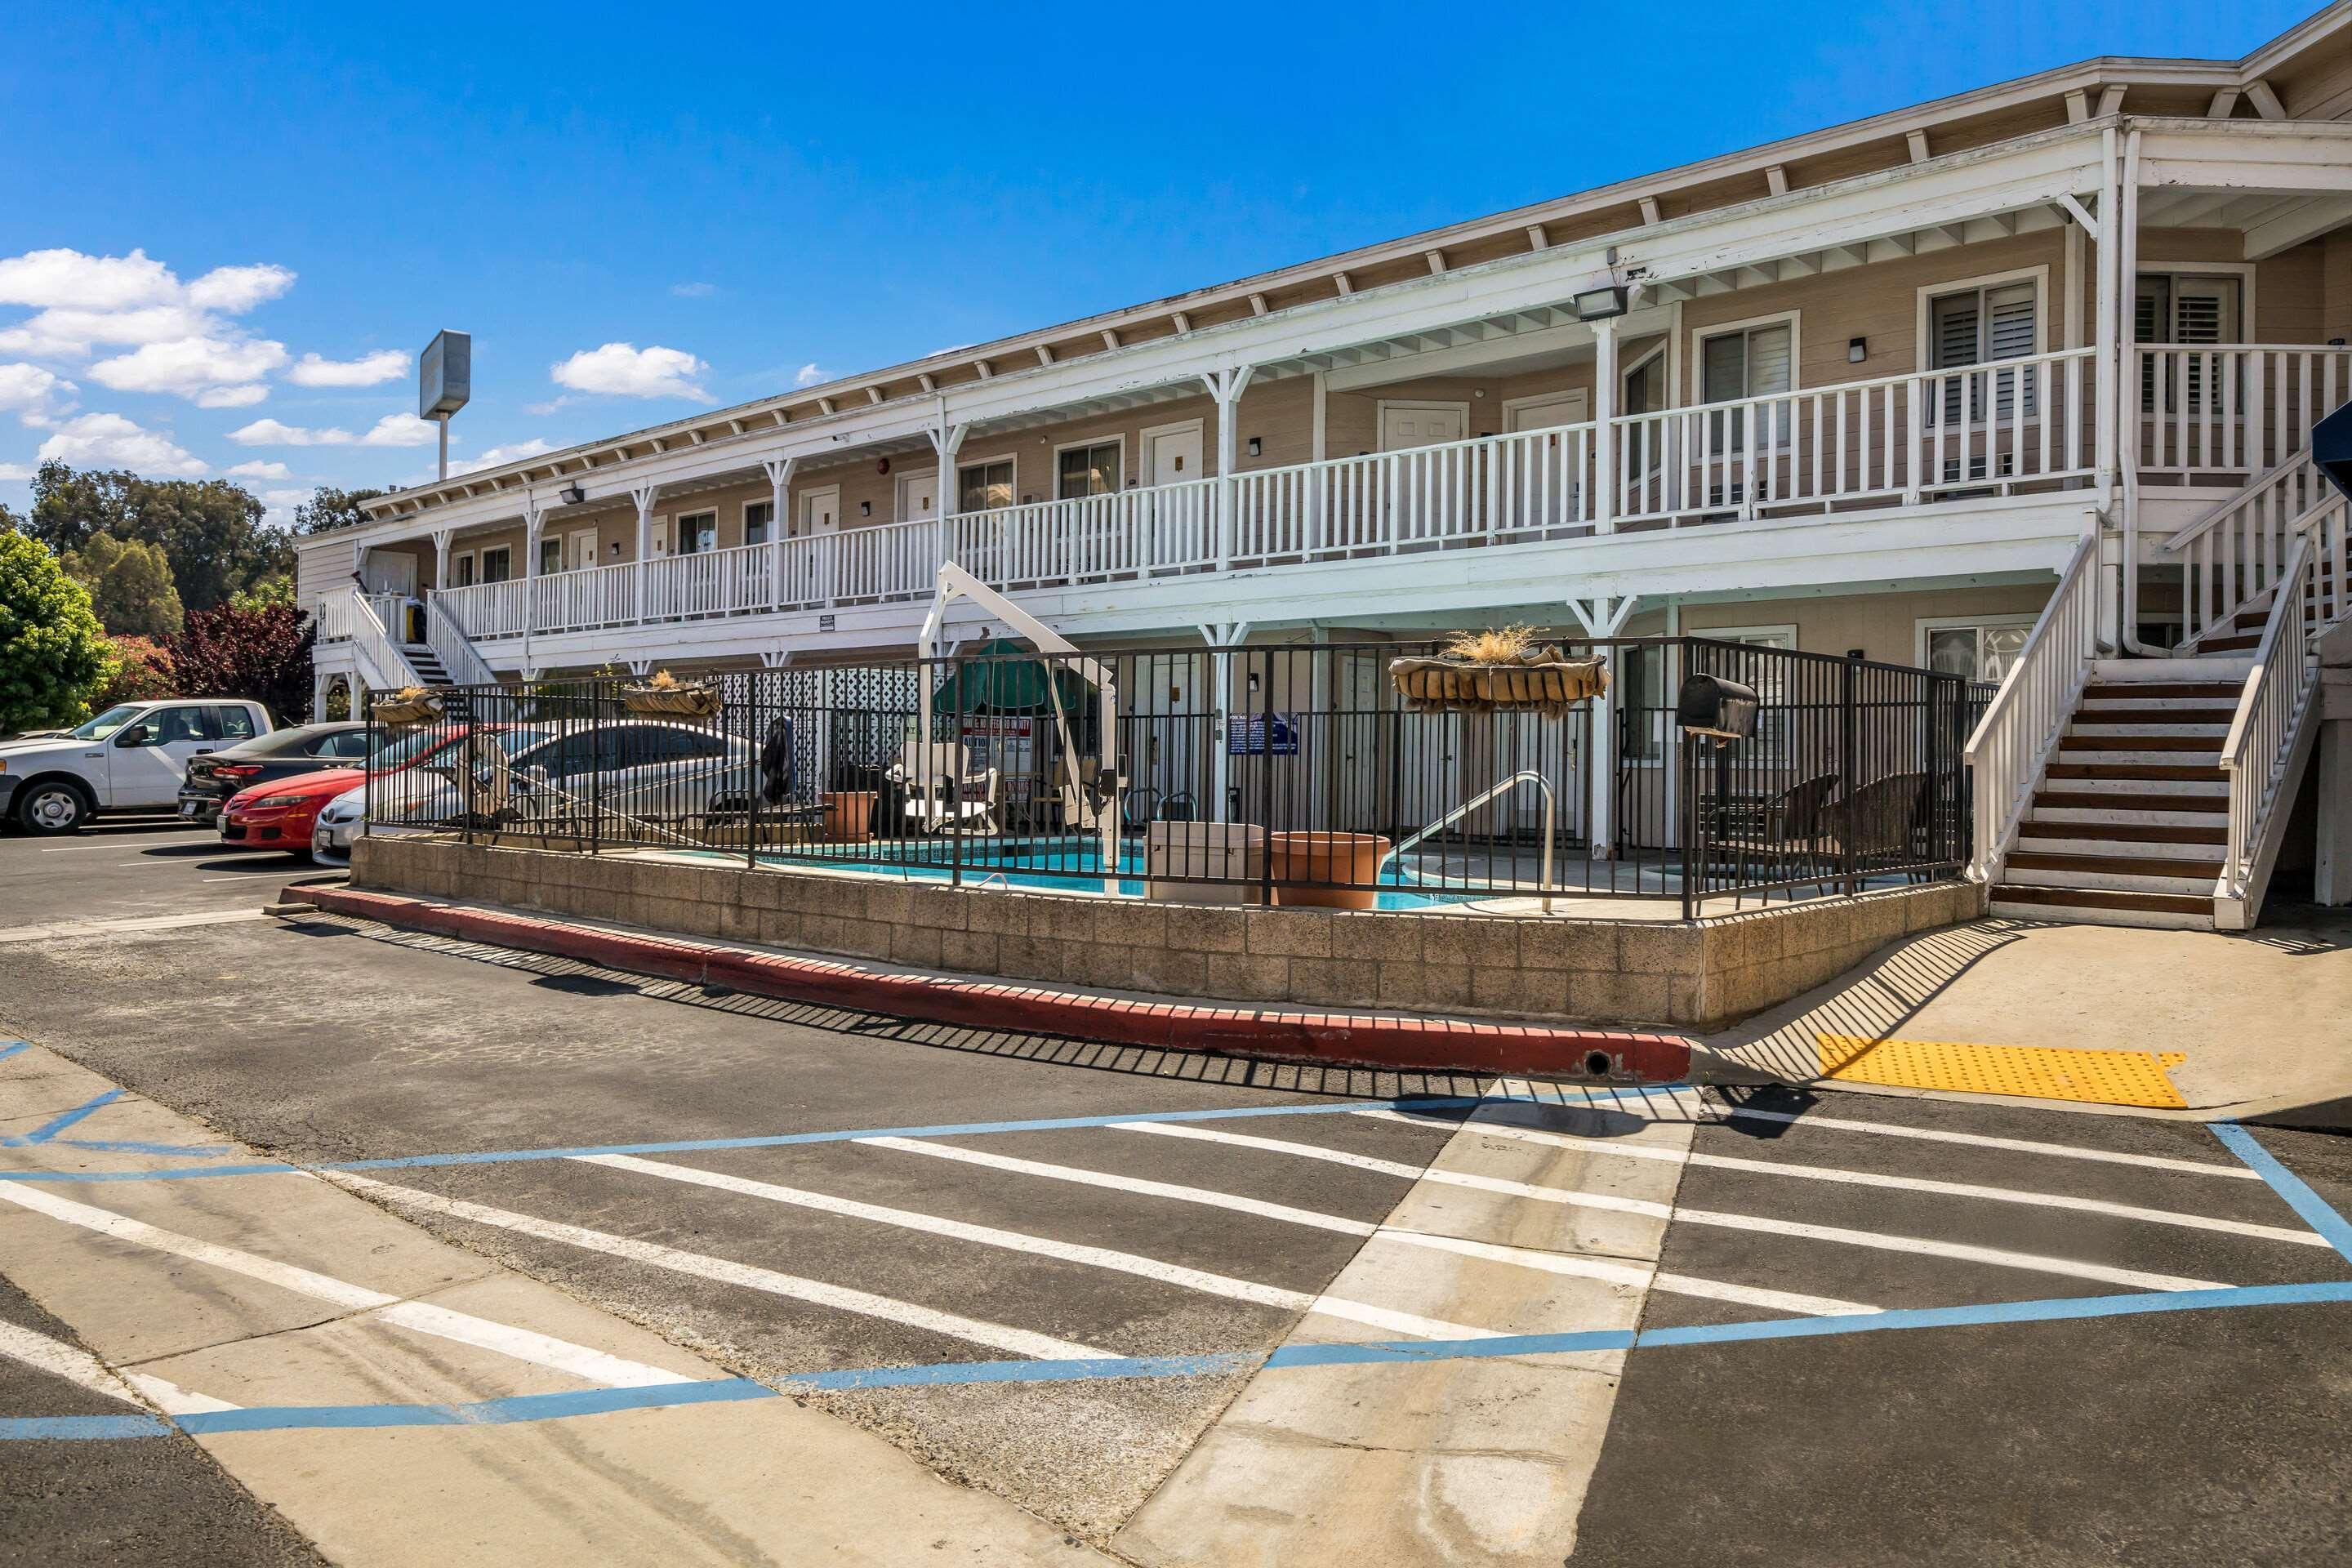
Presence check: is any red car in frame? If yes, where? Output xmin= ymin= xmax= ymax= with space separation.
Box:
xmin=219 ymin=767 xmax=362 ymax=855
xmin=216 ymin=723 xmax=554 ymax=856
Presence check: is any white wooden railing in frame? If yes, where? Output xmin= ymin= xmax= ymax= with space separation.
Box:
xmin=2164 ymin=452 xmax=2329 ymax=649
xmin=315 ymin=587 xmax=422 ymax=691
xmin=2218 ymin=532 xmax=2317 ymax=909
xmin=2136 ymin=345 xmax=2352 ymax=479
xmin=1616 ymin=348 xmax=2094 ymax=527
xmin=425 ymin=598 xmax=497 ymax=685
xmin=1962 ymin=529 xmax=2105 ymax=882
xmin=958 ymin=478 xmax=1218 ymax=585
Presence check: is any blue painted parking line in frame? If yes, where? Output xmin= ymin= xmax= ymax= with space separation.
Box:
xmin=2212 ymin=1122 xmax=2352 ymax=1263
xmin=0 ymin=1042 xmax=29 ymax=1064
xmin=0 ymin=1093 xmax=1526 ymax=1184
xmin=7 ymin=1279 xmax=2346 ymax=1443
xmin=2 ymin=1089 xmax=125 ymax=1148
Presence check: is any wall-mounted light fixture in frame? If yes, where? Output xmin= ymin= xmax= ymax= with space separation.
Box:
xmin=1572 ymin=284 xmax=1628 ymax=321
xmin=559 ymin=482 xmax=586 ymax=506
xmin=1848 ymin=337 xmax=1868 ymax=363
xmin=859 ymin=501 xmax=872 ymax=517
xmin=1246 ymin=436 xmax=1262 ymax=457
xmin=608 ymin=541 xmax=621 ymax=557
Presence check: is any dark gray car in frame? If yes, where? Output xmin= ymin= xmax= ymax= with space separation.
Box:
xmin=176 ymin=722 xmax=377 ymax=826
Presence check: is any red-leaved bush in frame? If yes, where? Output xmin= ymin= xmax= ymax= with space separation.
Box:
xmin=162 ymin=603 xmax=317 ymax=724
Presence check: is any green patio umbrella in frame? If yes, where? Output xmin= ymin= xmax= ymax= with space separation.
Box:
xmin=929 ymin=639 xmax=1094 ymax=714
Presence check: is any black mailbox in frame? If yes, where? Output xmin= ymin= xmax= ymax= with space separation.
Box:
xmin=2314 ymin=396 xmax=2352 ymax=504
xmin=1677 ymin=673 xmax=1759 ymax=742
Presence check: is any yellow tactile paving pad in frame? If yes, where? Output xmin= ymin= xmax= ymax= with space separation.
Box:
xmin=1815 ymin=1034 xmax=2189 ymax=1108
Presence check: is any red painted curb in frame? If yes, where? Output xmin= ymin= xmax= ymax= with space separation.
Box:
xmin=290 ymin=884 xmax=1694 ymax=1082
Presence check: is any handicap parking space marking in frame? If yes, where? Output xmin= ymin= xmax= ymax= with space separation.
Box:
xmin=2212 ymin=1123 xmax=2352 ymax=1263
xmin=2 ymin=1089 xmax=126 ymax=1147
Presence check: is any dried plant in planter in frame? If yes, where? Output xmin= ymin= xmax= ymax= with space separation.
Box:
xmin=1388 ymin=627 xmax=1608 ymax=714
xmin=621 ymin=668 xmax=723 ymax=717
xmin=369 ymin=684 xmax=444 ymax=727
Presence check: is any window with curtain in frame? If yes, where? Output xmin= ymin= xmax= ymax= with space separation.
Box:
xmin=744 ymin=501 xmax=772 ymax=547
xmin=537 ymin=535 xmax=563 ymax=576
xmin=479 ymin=547 xmax=512 ymax=584
xmin=1925 ymin=621 xmax=2032 ymax=682
xmin=960 ymin=458 xmax=1013 ymax=513
xmin=1056 ymin=441 xmax=1121 ymax=499
xmin=1928 ymin=279 xmax=2038 ymax=425
xmin=2136 ymin=274 xmax=2242 ymax=413
xmin=675 ymin=511 xmax=716 ymax=555
xmin=1699 ymin=323 xmax=1793 ymax=456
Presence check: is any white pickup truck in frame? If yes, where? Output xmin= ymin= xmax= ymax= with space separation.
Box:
xmin=0 ymin=699 xmax=277 ymax=835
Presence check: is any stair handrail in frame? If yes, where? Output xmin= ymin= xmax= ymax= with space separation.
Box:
xmin=424 ymin=596 xmax=498 ymax=687
xmin=2158 ymin=450 xmax=2321 ymax=559
xmin=330 ymin=586 xmax=425 ymax=693
xmin=1962 ymin=528 xmax=2102 ymax=883
xmin=2216 ymin=529 xmax=2318 ymax=908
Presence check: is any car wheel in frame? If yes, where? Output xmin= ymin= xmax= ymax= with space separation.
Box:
xmin=16 ymin=782 xmax=90 ymax=835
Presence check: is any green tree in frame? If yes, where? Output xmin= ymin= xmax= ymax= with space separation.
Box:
xmin=0 ymin=531 xmax=114 ymax=733
xmin=62 ymin=532 xmax=185 ymax=638
xmin=292 ymin=484 xmax=383 ymax=535
xmin=229 ymin=573 xmax=294 ymax=611
xmin=26 ymin=461 xmax=293 ymax=612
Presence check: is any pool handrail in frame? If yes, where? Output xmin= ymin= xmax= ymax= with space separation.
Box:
xmin=1383 ymin=769 xmax=1556 ymax=913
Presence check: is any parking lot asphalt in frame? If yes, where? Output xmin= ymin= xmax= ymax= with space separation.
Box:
xmin=0 ymin=823 xmax=2348 ymax=1565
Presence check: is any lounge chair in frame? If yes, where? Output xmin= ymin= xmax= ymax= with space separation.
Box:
xmin=890 ymin=741 xmax=1001 ymax=835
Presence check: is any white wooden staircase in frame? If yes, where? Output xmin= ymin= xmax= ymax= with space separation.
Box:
xmin=1966 ymin=439 xmax=2351 ymax=933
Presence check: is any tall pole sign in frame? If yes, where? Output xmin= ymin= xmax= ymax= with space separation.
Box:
xmin=419 ymin=330 xmax=471 ymax=482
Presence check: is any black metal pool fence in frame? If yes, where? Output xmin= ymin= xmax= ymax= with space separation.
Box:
xmin=364 ymin=637 xmax=1992 ymax=918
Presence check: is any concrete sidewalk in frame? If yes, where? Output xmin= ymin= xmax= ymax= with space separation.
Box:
xmin=1701 ymin=910 xmax=2352 ymax=1117
xmin=0 ymin=1040 xmax=1104 ymax=1567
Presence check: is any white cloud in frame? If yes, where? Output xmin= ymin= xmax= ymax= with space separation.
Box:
xmin=793 ymin=363 xmax=829 ymax=388
xmin=361 ymin=412 xmax=438 ymax=448
xmin=185 ymin=264 xmax=296 ymax=313
xmin=670 ymin=282 xmax=715 ymax=298
xmin=87 ymin=334 xmax=289 ymax=399
xmin=34 ymin=412 xmax=204 ymax=476
xmin=0 ymin=462 xmax=32 ymax=481
xmin=0 ymin=248 xmax=180 ymax=312
xmin=226 ymin=416 xmax=354 ymax=447
xmin=449 ymin=438 xmax=552 ymax=476
xmin=550 ymin=342 xmax=711 ymax=403
xmin=0 ymin=362 xmax=75 ymax=421
xmin=225 ymin=459 xmax=292 ymax=479
xmin=0 ymin=305 xmax=216 ymax=359
xmin=287 ymin=349 xmax=406 ymax=387
xmin=194 ymin=384 xmax=269 ymax=408
xmin=0 ymin=250 xmax=294 ymax=367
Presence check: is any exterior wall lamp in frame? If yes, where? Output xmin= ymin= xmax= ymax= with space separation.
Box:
xmin=559 ymin=483 xmax=587 ymax=505
xmin=1572 ymin=285 xmax=1628 ymax=321
xmin=1848 ymin=337 xmax=1868 ymax=363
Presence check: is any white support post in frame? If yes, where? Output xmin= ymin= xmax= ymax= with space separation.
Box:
xmin=1204 ymin=366 xmax=1257 ymax=569
xmin=1592 ymin=320 xmax=1619 ymax=533
xmin=2118 ymin=127 xmax=2152 ymax=654
xmin=763 ymin=457 xmax=795 ymax=608
xmin=521 ymin=506 xmax=546 ymax=666
xmin=1569 ymin=595 xmax=1638 ymax=860
xmin=630 ymin=483 xmax=658 ymax=622
xmin=2090 ymin=126 xmax=2118 ymax=497
xmin=1198 ymin=620 xmax=1252 ymax=822
xmin=311 ymin=668 xmax=329 ymax=724
xmin=927 ymin=421 xmax=968 ymax=579
xmin=430 ymin=528 xmax=453 ymax=594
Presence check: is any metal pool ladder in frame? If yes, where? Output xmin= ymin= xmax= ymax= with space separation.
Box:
xmin=1383 ymin=768 xmax=1556 ymax=912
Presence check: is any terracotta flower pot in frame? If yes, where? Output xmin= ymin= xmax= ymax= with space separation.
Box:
xmin=823 ymin=790 xmax=877 ymax=843
xmin=1268 ymin=831 xmax=1391 ymax=910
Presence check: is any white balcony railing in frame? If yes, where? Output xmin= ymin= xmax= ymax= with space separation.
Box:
xmin=1962 ymin=528 xmax=2104 ymax=882
xmin=2135 ymin=344 xmax=2352 ymax=479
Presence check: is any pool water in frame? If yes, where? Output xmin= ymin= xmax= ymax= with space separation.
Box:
xmin=680 ymin=840 xmax=1480 ymax=910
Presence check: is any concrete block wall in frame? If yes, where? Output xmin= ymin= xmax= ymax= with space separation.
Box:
xmin=352 ymin=839 xmax=1985 ymax=1030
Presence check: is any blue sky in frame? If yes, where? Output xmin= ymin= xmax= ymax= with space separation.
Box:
xmin=0 ymin=0 xmax=2314 ymax=523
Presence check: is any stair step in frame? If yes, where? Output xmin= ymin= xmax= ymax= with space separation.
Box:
xmin=2091 ymin=657 xmax=2255 ymax=682
xmin=2082 ymin=683 xmax=2247 ymax=702
xmin=2003 ymin=852 xmax=2221 ymax=890
xmin=2033 ymin=783 xmax=2225 ymax=808
xmin=2198 ymin=635 xmax=2261 ymax=653
xmin=2058 ymin=733 xmax=2224 ymax=751
xmin=1991 ymin=883 xmax=2212 ymax=915
xmin=2045 ymin=763 xmax=2227 ymax=782
xmin=1989 ymin=885 xmax=2212 ymax=929
xmin=2017 ymin=819 xmax=2227 ymax=846
xmin=2030 ymin=805 xmax=2230 ymax=831
xmin=2069 ymin=709 xmax=2238 ymax=727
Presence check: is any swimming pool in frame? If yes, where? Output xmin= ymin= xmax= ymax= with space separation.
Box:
xmin=679 ymin=840 xmax=1481 ymax=911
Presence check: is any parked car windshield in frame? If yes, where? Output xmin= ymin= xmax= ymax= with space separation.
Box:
xmin=369 ymin=725 xmax=559 ymax=772
xmin=69 ymin=705 xmax=145 ymax=741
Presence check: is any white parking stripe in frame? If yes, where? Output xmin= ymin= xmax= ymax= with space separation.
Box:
xmin=1116 ymin=1122 xmax=1438 ymax=1183
xmin=338 ymin=1174 xmax=1111 ymax=1362
xmin=1117 ymin=1120 xmax=2230 ymax=1294
xmin=0 ymin=910 xmax=268 ymax=945
xmin=872 ymin=1134 xmax=1873 ymax=1317
xmin=1712 ymin=1104 xmax=2260 ymax=1179
xmin=1370 ymin=1112 xmax=2326 ymax=1248
xmin=0 ymin=1181 xmax=692 ymax=1389
xmin=579 ymin=1153 xmax=1503 ymax=1342
xmin=1379 ymin=1231 xmax=1882 ymax=1318
xmin=858 ymin=1136 xmax=1379 ymax=1236
xmin=122 ymin=1372 xmax=241 ymax=1414
xmin=0 ymin=1316 xmax=147 ymax=1406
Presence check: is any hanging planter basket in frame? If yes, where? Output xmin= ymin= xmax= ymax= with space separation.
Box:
xmin=369 ymin=686 xmax=444 ymax=728
xmin=1388 ymin=630 xmax=1608 ymax=715
xmin=621 ymin=674 xmax=723 ymax=718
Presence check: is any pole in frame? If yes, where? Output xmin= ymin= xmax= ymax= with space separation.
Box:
xmin=438 ymin=415 xmax=449 ymax=482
